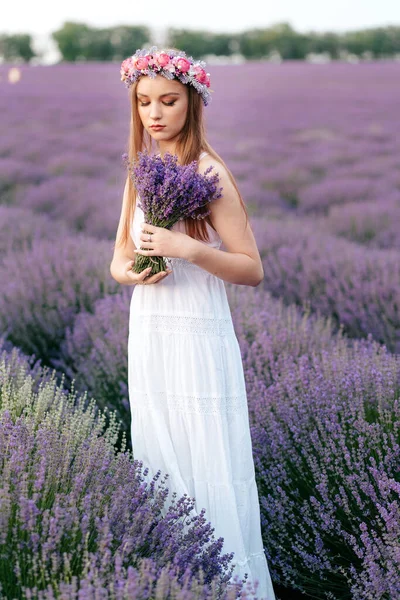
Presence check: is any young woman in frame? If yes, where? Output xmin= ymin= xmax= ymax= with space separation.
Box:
xmin=110 ymin=47 xmax=276 ymax=600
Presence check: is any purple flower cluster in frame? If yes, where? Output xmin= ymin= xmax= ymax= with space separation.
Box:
xmin=55 ymin=288 xmax=132 ymax=439
xmin=16 ymin=176 xmax=121 ymax=239
xmin=0 ymin=347 xmax=252 ymax=599
xmin=0 ymin=206 xmax=70 ymax=259
xmin=297 ymin=175 xmax=382 ymax=214
xmin=0 ymin=235 xmax=120 ymax=365
xmin=0 ymin=335 xmax=54 ymax=394
xmin=251 ymin=217 xmax=400 ymax=353
xmin=123 ymin=151 xmax=223 ymax=274
xmin=225 ymin=284 xmax=400 ymax=598
xmin=322 ymin=196 xmax=400 ymax=249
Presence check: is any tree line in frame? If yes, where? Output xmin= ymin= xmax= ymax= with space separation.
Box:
xmin=1 ymin=21 xmax=400 ymax=63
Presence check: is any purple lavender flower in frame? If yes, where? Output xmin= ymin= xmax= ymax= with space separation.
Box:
xmin=124 ymin=151 xmax=223 ymax=274
xmin=0 ymin=348 xmax=247 ymax=599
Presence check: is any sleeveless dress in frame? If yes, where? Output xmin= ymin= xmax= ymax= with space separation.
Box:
xmin=128 ymin=151 xmax=276 ymax=600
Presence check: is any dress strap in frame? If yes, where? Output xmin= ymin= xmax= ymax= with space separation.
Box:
xmin=199 ymin=151 xmax=209 ymax=160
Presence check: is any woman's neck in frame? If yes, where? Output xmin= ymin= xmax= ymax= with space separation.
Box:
xmin=157 ymin=140 xmax=179 ymax=157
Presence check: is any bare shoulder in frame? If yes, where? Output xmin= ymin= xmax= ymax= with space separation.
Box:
xmin=197 ymin=155 xmax=237 ymax=202
xmin=197 ymin=155 xmax=260 ymax=260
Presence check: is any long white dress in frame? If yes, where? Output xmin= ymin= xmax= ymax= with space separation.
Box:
xmin=128 ymin=151 xmax=276 ymax=599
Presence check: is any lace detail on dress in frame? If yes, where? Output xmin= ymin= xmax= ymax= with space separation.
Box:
xmin=164 ymin=257 xmax=204 ymax=270
xmin=165 ymin=251 xmax=221 ymax=272
xmin=132 ymin=389 xmax=248 ymax=414
xmin=140 ymin=313 xmax=235 ymax=336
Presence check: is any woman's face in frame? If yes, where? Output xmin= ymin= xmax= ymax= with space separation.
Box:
xmin=136 ymin=75 xmax=189 ymax=150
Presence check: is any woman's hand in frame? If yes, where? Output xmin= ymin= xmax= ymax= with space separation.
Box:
xmin=123 ymin=259 xmax=172 ymax=285
xmin=134 ymin=223 xmax=197 ymax=260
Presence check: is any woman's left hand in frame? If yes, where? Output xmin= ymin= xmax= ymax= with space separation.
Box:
xmin=134 ymin=222 xmax=196 ymax=260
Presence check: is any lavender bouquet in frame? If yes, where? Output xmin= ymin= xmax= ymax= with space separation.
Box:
xmin=122 ymin=151 xmax=223 ymax=275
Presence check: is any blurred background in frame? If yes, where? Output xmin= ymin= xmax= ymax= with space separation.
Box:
xmin=1 ymin=0 xmax=400 ymax=65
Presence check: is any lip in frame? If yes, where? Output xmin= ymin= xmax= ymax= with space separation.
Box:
xmin=150 ymin=125 xmax=166 ymax=130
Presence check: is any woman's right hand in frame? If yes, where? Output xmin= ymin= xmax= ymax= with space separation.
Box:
xmin=124 ymin=260 xmax=172 ymax=285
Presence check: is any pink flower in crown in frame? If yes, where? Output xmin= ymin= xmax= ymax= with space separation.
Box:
xmin=120 ymin=58 xmax=133 ymax=79
xmin=157 ymin=52 xmax=171 ymax=67
xmin=193 ymin=66 xmax=211 ymax=87
xmin=133 ymin=55 xmax=150 ymax=71
xmin=172 ymin=56 xmax=191 ymax=73
xmin=164 ymin=62 xmax=176 ymax=74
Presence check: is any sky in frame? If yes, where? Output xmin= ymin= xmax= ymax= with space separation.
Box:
xmin=3 ymin=0 xmax=400 ymax=36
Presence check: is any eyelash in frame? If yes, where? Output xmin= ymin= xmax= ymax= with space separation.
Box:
xmin=138 ymin=101 xmax=176 ymax=107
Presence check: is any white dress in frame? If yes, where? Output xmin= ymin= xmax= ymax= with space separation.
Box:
xmin=128 ymin=151 xmax=276 ymax=600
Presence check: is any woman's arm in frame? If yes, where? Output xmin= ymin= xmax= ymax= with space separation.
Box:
xmin=183 ymin=159 xmax=264 ymax=287
xmin=185 ymin=242 xmax=264 ymax=287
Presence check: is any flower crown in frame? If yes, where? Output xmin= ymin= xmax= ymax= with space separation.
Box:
xmin=120 ymin=45 xmax=212 ymax=106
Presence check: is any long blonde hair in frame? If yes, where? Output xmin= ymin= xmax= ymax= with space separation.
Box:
xmin=115 ymin=67 xmax=249 ymax=250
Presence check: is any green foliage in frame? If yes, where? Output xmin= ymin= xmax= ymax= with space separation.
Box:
xmin=167 ymin=28 xmax=237 ymax=57
xmin=52 ymin=21 xmax=91 ymax=62
xmin=2 ymin=21 xmax=400 ymax=64
xmin=0 ymin=33 xmax=36 ymax=62
xmin=239 ymin=22 xmax=309 ymax=59
xmin=52 ymin=21 xmax=151 ymax=62
xmin=343 ymin=25 xmax=400 ymax=57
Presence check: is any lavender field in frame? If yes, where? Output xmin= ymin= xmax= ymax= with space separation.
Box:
xmin=0 ymin=60 xmax=399 ymax=599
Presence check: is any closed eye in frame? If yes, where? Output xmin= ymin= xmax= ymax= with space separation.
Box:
xmin=139 ymin=101 xmax=176 ymax=107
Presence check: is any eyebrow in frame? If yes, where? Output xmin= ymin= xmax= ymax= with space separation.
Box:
xmin=136 ymin=92 xmax=181 ymax=98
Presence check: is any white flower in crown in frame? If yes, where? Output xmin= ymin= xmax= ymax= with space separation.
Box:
xmin=164 ymin=63 xmax=176 ymax=74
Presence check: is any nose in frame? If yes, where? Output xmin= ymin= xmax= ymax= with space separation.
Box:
xmin=149 ymin=102 xmax=162 ymax=121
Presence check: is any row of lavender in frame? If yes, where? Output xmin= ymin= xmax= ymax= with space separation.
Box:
xmin=0 ymin=60 xmax=399 ymax=597
xmin=1 ymin=204 xmax=399 ymax=359
xmin=1 ymin=62 xmax=400 ymax=229
xmin=0 ymin=342 xmax=247 ymax=600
